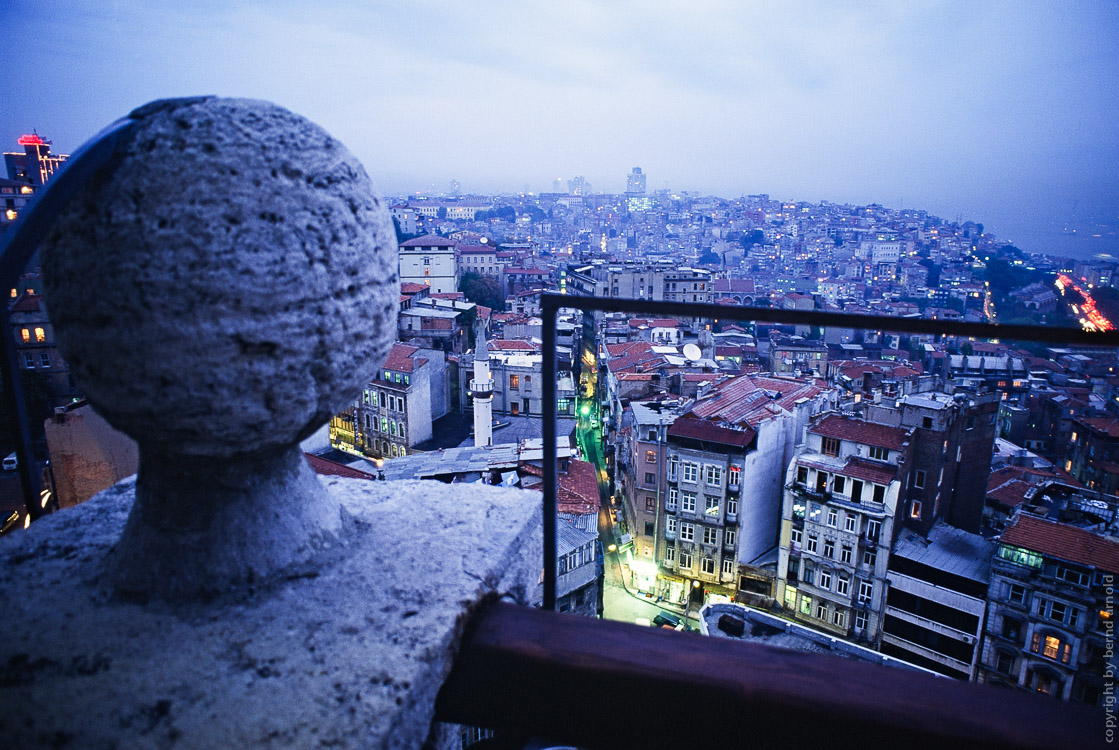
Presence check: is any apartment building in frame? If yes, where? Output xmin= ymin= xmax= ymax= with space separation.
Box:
xmin=978 ymin=513 xmax=1119 ymax=705
xmin=777 ymin=414 xmax=911 ymax=645
xmin=882 ymin=522 xmax=995 ymax=679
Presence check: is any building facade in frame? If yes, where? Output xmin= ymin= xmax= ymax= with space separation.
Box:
xmin=777 ymin=414 xmax=910 ymax=645
xmin=978 ymin=513 xmax=1118 ymax=705
xmin=399 ymin=234 xmax=458 ymax=294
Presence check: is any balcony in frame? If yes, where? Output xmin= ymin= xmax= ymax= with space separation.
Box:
xmin=0 ymin=98 xmax=1109 ymax=749
xmin=861 ymin=532 xmax=880 ymax=549
xmin=469 ymin=378 xmax=493 ymax=396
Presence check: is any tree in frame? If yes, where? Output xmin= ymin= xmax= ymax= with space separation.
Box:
xmin=740 ymin=229 xmax=764 ymax=250
xmin=697 ymin=249 xmax=721 ymax=266
xmin=436 ymin=206 xmax=447 ymax=220
xmin=458 ymin=272 xmax=505 ymax=312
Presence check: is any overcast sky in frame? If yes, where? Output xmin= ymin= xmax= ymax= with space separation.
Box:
xmin=2 ymin=1 xmax=1117 ymax=255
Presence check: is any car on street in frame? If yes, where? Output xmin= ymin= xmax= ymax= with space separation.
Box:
xmin=652 ymin=611 xmax=682 ymax=629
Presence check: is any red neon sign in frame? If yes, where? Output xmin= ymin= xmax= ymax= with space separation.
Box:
xmin=17 ymin=134 xmax=46 ymax=146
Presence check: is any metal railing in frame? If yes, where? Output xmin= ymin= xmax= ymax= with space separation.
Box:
xmin=541 ymin=292 xmax=1119 ymax=609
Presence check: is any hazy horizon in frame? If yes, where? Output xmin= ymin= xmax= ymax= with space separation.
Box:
xmin=2 ymin=0 xmax=1116 ymax=259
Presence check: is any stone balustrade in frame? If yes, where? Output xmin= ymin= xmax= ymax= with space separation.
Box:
xmin=0 ymin=97 xmax=542 ymax=748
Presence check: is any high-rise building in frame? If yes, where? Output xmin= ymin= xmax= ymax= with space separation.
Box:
xmin=626 ymin=167 xmax=646 ymax=195
xmin=4 ymin=133 xmax=68 ymax=187
xmin=568 ymin=175 xmax=590 ymax=196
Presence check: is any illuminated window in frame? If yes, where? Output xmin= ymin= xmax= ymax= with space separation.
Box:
xmin=391 ymin=443 xmax=398 ymax=457
xmin=645 ymin=450 xmax=656 ymax=464
xmin=910 ymin=500 xmax=922 ymax=519
xmin=510 ymin=374 xmax=519 ymax=389
xmin=33 ymin=327 xmax=45 ymax=343
xmin=20 ymin=328 xmax=30 ymax=343
xmin=800 ymin=595 xmax=812 ymax=615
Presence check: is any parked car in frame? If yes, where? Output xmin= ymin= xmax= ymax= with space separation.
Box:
xmin=652 ymin=611 xmax=682 ymax=629
xmin=2 ymin=452 xmax=17 ymax=471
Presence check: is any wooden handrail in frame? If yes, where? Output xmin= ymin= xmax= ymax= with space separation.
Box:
xmin=436 ymin=602 xmax=1102 ymax=749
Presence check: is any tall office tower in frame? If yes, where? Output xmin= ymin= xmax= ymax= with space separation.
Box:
xmin=553 ymin=177 xmax=565 ymax=193
xmin=568 ymin=175 xmax=591 ymax=196
xmin=626 ymin=167 xmax=646 ymax=195
xmin=449 ymin=179 xmax=461 ymax=196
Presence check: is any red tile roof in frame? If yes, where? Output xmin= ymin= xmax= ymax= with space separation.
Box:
xmin=1001 ymin=514 xmax=1119 ymax=575
xmin=667 ymin=417 xmax=755 ymax=449
xmin=810 ymin=414 xmax=908 ymax=451
xmin=491 ymin=340 xmax=536 ymax=351
xmin=1078 ymin=417 xmax=1119 ymax=439
xmin=558 ymin=459 xmax=601 ymax=515
xmin=305 ymin=453 xmax=375 ymax=480
xmin=798 ymin=456 xmax=898 ymax=485
xmin=689 ymin=375 xmax=827 ymax=426
xmin=400 ymin=282 xmax=428 ymax=294
xmin=382 ymin=343 xmax=423 ymax=373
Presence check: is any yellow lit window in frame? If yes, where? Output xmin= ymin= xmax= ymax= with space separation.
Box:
xmin=1043 ymin=635 xmax=1060 ymax=660
xmin=20 ymin=328 xmax=30 ymax=343
xmin=34 ymin=327 xmax=45 ymax=343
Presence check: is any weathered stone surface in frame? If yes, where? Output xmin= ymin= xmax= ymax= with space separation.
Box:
xmin=0 ymin=476 xmax=543 ymax=749
xmin=36 ymin=98 xmax=398 ymax=598
xmin=41 ymin=97 xmax=398 ymax=457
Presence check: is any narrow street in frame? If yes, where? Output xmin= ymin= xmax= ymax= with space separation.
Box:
xmin=575 ymin=395 xmax=698 ymax=628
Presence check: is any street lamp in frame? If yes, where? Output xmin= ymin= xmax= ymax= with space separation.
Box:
xmin=684 ymin=579 xmax=700 ymax=628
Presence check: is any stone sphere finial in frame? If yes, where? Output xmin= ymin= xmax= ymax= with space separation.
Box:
xmin=40 ymin=98 xmax=398 ymax=599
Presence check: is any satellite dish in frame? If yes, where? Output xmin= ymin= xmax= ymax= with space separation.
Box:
xmin=683 ymin=343 xmax=702 ymax=361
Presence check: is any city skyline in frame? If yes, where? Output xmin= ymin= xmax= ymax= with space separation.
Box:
xmin=2 ymin=1 xmax=1117 ymax=257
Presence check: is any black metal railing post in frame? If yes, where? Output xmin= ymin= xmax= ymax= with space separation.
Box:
xmin=0 ymin=112 xmax=141 ymax=520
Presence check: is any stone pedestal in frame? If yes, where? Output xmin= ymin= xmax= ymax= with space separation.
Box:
xmin=0 ymin=475 xmax=542 ymax=748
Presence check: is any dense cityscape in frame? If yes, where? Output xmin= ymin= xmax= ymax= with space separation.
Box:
xmin=4 ymin=128 xmax=1118 ymax=719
